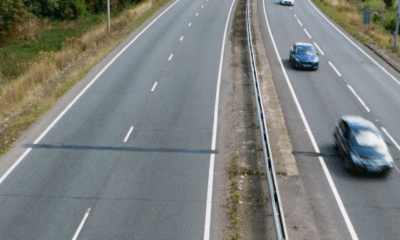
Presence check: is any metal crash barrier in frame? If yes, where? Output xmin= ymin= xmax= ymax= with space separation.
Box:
xmin=246 ymin=1 xmax=289 ymax=239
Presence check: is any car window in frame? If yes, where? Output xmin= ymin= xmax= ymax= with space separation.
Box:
xmin=339 ymin=121 xmax=349 ymax=140
xmin=352 ymin=130 xmax=388 ymax=155
xmin=354 ymin=130 xmax=387 ymax=148
xmin=296 ymin=46 xmax=315 ymax=55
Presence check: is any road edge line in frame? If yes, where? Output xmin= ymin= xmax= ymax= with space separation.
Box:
xmin=262 ymin=0 xmax=359 ymax=239
xmin=307 ymin=0 xmax=400 ymax=86
xmin=203 ymin=0 xmax=237 ymax=239
xmin=0 ymin=0 xmax=180 ymax=185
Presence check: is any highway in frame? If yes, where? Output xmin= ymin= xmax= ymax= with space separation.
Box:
xmin=0 ymin=0 xmax=236 ymax=239
xmin=258 ymin=0 xmax=400 ymax=239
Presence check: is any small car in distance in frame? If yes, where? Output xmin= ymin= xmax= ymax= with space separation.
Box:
xmin=280 ymin=0 xmax=294 ymax=5
xmin=334 ymin=116 xmax=393 ymax=174
xmin=289 ymin=43 xmax=319 ymax=70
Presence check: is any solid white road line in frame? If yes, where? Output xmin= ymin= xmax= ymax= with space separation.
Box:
xmin=328 ymin=61 xmax=341 ymax=76
xmin=347 ymin=85 xmax=370 ymax=112
xmin=202 ymin=5 xmax=204 ymax=8
xmin=307 ymin=0 xmax=400 ymax=86
xmin=71 ymin=208 xmax=91 ymax=240
xmin=381 ymin=127 xmax=400 ymax=174
xmin=304 ymin=28 xmax=312 ymax=38
xmin=180 ymin=36 xmax=184 ymax=41
xmin=189 ymin=22 xmax=192 ymax=26
xmin=262 ymin=1 xmax=359 ymax=239
xmin=297 ymin=19 xmax=303 ymax=27
xmin=313 ymin=42 xmax=324 ymax=55
xmin=168 ymin=54 xmax=173 ymax=61
xmin=124 ymin=126 xmax=134 ymax=142
xmin=196 ymin=13 xmax=198 ymax=16
xmin=0 ymin=0 xmax=181 ymax=186
xmin=203 ymin=0 xmax=236 ymax=239
xmin=294 ymin=13 xmax=297 ymax=17
xmin=151 ymin=82 xmax=158 ymax=92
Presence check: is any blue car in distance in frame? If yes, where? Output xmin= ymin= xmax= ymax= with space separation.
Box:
xmin=280 ymin=0 xmax=294 ymax=5
xmin=334 ymin=116 xmax=394 ymax=174
xmin=289 ymin=43 xmax=319 ymax=70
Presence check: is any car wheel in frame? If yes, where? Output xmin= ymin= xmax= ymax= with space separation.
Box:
xmin=291 ymin=60 xmax=295 ymax=68
xmin=333 ymin=137 xmax=338 ymax=150
xmin=344 ymin=160 xmax=353 ymax=172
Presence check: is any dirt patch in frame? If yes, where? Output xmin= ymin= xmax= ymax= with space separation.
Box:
xmin=214 ymin=0 xmax=274 ymax=239
xmin=214 ymin=0 xmax=322 ymax=239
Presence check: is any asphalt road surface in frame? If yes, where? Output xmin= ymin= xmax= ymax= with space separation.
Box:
xmin=258 ymin=0 xmax=400 ymax=239
xmin=0 ymin=0 xmax=237 ymax=239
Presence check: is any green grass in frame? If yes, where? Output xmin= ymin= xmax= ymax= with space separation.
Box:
xmin=1 ymin=12 xmax=108 ymax=79
xmin=230 ymin=214 xmax=239 ymax=224
xmin=0 ymin=0 xmax=173 ymax=157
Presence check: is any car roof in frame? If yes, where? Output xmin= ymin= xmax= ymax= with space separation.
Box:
xmin=295 ymin=42 xmax=313 ymax=48
xmin=342 ymin=116 xmax=378 ymax=132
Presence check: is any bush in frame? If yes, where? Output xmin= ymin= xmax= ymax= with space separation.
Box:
xmin=383 ymin=0 xmax=395 ymax=9
xmin=383 ymin=15 xmax=399 ymax=33
xmin=57 ymin=0 xmax=87 ymax=19
xmin=23 ymin=0 xmax=59 ymax=18
xmin=360 ymin=0 xmax=385 ymax=13
xmin=0 ymin=0 xmax=28 ymax=47
xmin=24 ymin=0 xmax=86 ymax=20
xmin=86 ymin=0 xmax=107 ymax=13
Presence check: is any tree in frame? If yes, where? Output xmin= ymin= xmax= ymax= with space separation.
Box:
xmin=0 ymin=0 xmax=28 ymax=47
xmin=22 ymin=0 xmax=59 ymax=17
xmin=383 ymin=0 xmax=395 ymax=9
xmin=23 ymin=0 xmax=86 ymax=20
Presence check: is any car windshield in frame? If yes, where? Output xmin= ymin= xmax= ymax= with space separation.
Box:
xmin=296 ymin=47 xmax=315 ymax=55
xmin=354 ymin=130 xmax=387 ymax=154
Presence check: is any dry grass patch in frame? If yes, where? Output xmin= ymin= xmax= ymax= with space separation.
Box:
xmin=314 ymin=0 xmax=400 ymax=52
xmin=0 ymin=0 xmax=171 ymax=155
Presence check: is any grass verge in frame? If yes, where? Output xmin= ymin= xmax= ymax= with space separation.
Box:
xmin=0 ymin=0 xmax=172 ymax=156
xmin=312 ymin=0 xmax=399 ymax=51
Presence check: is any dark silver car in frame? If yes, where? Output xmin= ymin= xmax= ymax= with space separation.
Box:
xmin=334 ymin=116 xmax=393 ymax=174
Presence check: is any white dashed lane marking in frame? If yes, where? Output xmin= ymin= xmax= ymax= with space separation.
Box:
xmin=297 ymin=19 xmax=303 ymax=26
xmin=328 ymin=61 xmax=341 ymax=77
xmin=304 ymin=28 xmax=312 ymax=38
xmin=347 ymin=85 xmax=370 ymax=112
xmin=313 ymin=42 xmax=324 ymax=55
xmin=124 ymin=126 xmax=134 ymax=142
xmin=72 ymin=208 xmax=91 ymax=240
xmin=151 ymin=82 xmax=158 ymax=92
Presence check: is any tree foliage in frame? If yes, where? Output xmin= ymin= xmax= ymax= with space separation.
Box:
xmin=382 ymin=0 xmax=394 ymax=9
xmin=0 ymin=0 xmax=28 ymax=47
xmin=23 ymin=0 xmax=146 ymax=19
xmin=23 ymin=0 xmax=86 ymax=20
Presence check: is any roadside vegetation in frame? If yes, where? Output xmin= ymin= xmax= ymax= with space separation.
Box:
xmin=313 ymin=0 xmax=400 ymax=51
xmin=0 ymin=0 xmax=171 ymax=154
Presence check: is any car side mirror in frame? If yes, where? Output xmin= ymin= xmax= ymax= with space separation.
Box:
xmin=291 ymin=50 xmax=294 ymax=53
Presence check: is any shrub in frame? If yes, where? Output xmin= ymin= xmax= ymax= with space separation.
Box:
xmin=383 ymin=15 xmax=399 ymax=33
xmin=23 ymin=0 xmax=59 ymax=18
xmin=24 ymin=0 xmax=87 ymax=20
xmin=360 ymin=0 xmax=385 ymax=13
xmin=0 ymin=0 xmax=28 ymax=47
xmin=383 ymin=0 xmax=395 ymax=9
